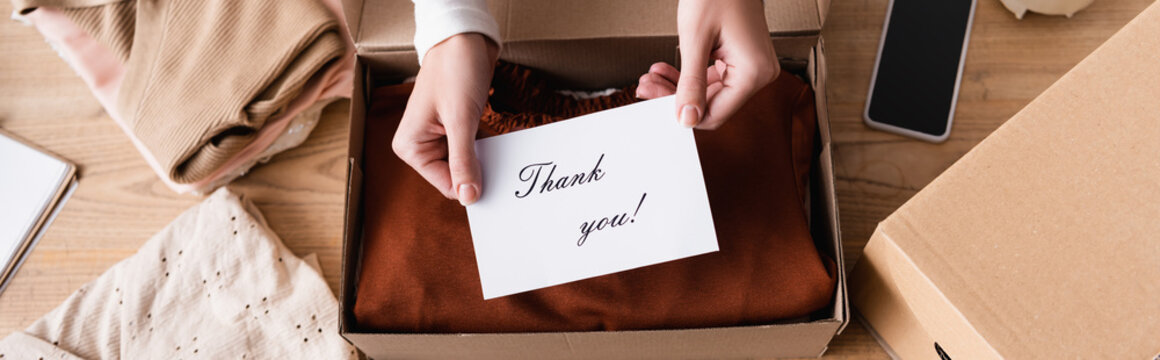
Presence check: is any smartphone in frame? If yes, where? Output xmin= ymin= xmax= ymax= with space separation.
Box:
xmin=864 ymin=0 xmax=977 ymax=142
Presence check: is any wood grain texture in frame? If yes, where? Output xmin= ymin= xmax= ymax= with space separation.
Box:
xmin=0 ymin=0 xmax=1152 ymax=357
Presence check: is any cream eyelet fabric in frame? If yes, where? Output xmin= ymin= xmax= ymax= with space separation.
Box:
xmin=0 ymin=189 xmax=358 ymax=360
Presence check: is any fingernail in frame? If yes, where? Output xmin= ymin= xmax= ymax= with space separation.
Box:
xmin=457 ymin=183 xmax=479 ymax=206
xmin=680 ymin=105 xmax=700 ymax=128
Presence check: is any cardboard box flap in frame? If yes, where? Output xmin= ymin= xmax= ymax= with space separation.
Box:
xmin=816 ymin=0 xmax=830 ymax=27
xmin=808 ymin=42 xmax=849 ymax=335
xmin=340 ymin=0 xmax=365 ymax=45
xmin=348 ymin=0 xmax=828 ymax=88
xmin=873 ymin=3 xmax=1160 ymax=358
xmin=351 ymin=0 xmax=824 ymax=53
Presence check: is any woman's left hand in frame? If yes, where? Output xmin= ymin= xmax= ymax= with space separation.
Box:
xmin=637 ymin=0 xmax=779 ymax=130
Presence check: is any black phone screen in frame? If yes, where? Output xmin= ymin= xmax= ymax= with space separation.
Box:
xmin=866 ymin=0 xmax=975 ymax=138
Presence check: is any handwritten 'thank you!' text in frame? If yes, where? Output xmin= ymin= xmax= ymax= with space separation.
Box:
xmin=514 ymin=153 xmax=606 ymax=199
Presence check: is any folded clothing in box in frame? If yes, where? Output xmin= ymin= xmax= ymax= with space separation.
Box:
xmin=353 ymin=63 xmax=836 ymax=332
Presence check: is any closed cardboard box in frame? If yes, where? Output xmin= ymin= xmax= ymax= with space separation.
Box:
xmin=337 ymin=0 xmax=847 ymax=358
xmin=850 ymin=2 xmax=1160 ymax=358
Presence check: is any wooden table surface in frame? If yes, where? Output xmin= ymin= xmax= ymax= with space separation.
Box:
xmin=0 ymin=0 xmax=1152 ymax=357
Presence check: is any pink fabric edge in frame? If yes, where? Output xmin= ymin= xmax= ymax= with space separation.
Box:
xmin=23 ymin=0 xmax=354 ymax=194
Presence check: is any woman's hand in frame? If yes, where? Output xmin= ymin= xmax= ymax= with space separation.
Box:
xmin=393 ymin=33 xmax=499 ymax=205
xmin=641 ymin=0 xmax=779 ymax=129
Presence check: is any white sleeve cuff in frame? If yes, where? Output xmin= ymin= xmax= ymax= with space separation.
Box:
xmin=413 ymin=0 xmax=502 ymax=65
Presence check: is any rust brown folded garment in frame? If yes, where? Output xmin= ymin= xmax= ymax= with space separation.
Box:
xmin=354 ymin=64 xmax=836 ymax=333
xmin=13 ymin=0 xmax=345 ymax=184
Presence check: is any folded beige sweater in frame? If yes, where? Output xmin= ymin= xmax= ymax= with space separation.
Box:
xmin=0 ymin=188 xmax=357 ymax=359
xmin=13 ymin=0 xmax=346 ymax=184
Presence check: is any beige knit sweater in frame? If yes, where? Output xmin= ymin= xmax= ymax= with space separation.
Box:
xmin=0 ymin=189 xmax=358 ymax=359
xmin=13 ymin=0 xmax=346 ymax=185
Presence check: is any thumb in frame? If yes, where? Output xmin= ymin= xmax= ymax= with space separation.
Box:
xmin=445 ymin=115 xmax=483 ymax=206
xmin=676 ymin=32 xmax=713 ymax=128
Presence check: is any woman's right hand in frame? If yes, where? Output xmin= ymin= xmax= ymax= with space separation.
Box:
xmin=393 ymin=33 xmax=499 ymax=205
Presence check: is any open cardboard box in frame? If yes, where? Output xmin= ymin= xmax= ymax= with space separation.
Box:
xmin=850 ymin=2 xmax=1160 ymax=359
xmin=337 ymin=0 xmax=847 ymax=358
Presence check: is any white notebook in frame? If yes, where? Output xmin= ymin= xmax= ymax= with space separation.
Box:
xmin=0 ymin=129 xmax=77 ymax=294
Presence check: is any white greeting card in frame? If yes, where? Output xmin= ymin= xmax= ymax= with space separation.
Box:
xmin=466 ymin=96 xmax=718 ymax=299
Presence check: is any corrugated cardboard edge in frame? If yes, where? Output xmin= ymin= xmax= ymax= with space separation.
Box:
xmin=343 ymin=321 xmax=842 ymax=359
xmin=808 ymin=38 xmax=849 ymax=338
xmin=337 ymin=58 xmax=367 ymax=344
xmin=851 ymin=228 xmax=1000 ymax=359
xmin=853 ymin=311 xmax=900 ymax=360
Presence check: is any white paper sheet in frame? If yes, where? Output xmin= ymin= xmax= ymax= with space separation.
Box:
xmin=466 ymin=96 xmax=719 ymax=299
xmin=0 ymin=134 xmax=71 ymax=272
